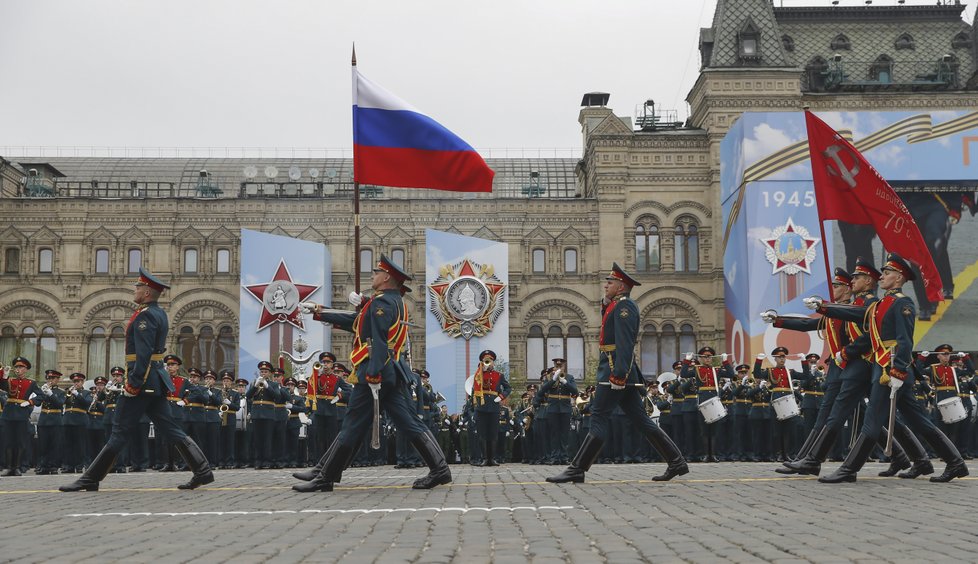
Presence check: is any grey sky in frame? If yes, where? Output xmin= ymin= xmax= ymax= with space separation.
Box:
xmin=1 ymin=0 xmax=969 ymax=155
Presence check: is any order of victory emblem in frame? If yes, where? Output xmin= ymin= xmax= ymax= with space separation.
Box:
xmin=428 ymin=258 xmax=506 ymax=340
xmin=760 ymin=217 xmax=820 ymax=276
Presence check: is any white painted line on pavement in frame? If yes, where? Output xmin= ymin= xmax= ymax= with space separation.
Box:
xmin=66 ymin=505 xmax=582 ymax=518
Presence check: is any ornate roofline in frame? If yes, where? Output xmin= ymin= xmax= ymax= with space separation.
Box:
xmin=773 ymin=5 xmax=965 ymax=24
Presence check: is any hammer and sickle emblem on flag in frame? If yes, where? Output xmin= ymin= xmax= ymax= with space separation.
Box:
xmin=822 ymin=144 xmax=860 ymax=189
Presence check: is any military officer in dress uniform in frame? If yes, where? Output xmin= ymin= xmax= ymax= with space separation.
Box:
xmin=218 ymin=370 xmax=241 ymax=469
xmin=310 ymin=351 xmax=341 ymax=461
xmin=549 ymin=263 xmax=687 ymax=483
xmin=293 ymin=254 xmax=451 ymax=492
xmin=36 ymin=369 xmax=66 ymax=474
xmin=541 ymin=358 xmax=577 ymax=465
xmin=471 ymin=350 xmax=511 ymax=467
xmin=813 ymin=254 xmax=967 ymax=483
xmin=914 ymin=345 xmax=974 ymax=465
xmin=247 ymin=361 xmax=279 ymax=469
xmin=61 ymin=268 xmax=213 ymax=491
xmin=62 ymin=372 xmax=93 ymax=473
xmin=681 ymin=346 xmax=735 ymax=462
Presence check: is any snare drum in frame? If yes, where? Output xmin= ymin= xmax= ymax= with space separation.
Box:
xmin=937 ymin=396 xmax=967 ymax=424
xmin=771 ymin=394 xmax=800 ymax=421
xmin=698 ymin=396 xmax=727 ymax=424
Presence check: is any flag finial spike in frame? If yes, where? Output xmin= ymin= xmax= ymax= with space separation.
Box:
xmin=352 ymin=43 xmax=357 ymax=66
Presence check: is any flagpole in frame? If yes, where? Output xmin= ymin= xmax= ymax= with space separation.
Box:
xmin=352 ymin=44 xmax=361 ymax=293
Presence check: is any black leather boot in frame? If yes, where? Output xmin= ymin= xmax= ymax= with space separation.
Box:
xmin=705 ymin=433 xmax=718 ymax=463
xmin=898 ymin=459 xmax=934 ymax=479
xmin=791 ymin=428 xmax=818 ymax=463
xmin=483 ymin=441 xmax=498 ymax=467
xmin=781 ymin=427 xmax=836 ymax=475
xmin=925 ymin=427 xmax=969 ymax=483
xmin=293 ymin=440 xmax=335 ymax=481
xmin=410 ymin=430 xmax=452 ymax=489
xmin=174 ymin=437 xmax=214 ymax=490
xmin=59 ymin=446 xmax=118 ymax=492
xmin=819 ymin=432 xmax=875 ymax=484
xmin=642 ymin=425 xmax=688 ymax=481
xmin=292 ymin=442 xmax=355 ymax=493
xmin=3 ymin=449 xmax=22 ymax=477
xmin=547 ymin=434 xmax=603 ymax=484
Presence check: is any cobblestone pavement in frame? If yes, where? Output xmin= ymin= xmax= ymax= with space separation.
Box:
xmin=0 ymin=461 xmax=974 ymax=563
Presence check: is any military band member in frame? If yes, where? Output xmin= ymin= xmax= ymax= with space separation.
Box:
xmin=394 ymin=368 xmax=424 ymax=469
xmin=234 ymin=377 xmax=250 ymax=468
xmin=182 ymin=368 xmax=208 ymax=457
xmin=247 ymin=360 xmax=279 ymax=469
xmin=218 ymin=370 xmax=241 ymax=469
xmin=103 ymin=368 xmax=127 ymax=466
xmin=35 ymin=369 xmax=66 ymax=474
xmin=681 ymin=346 xmax=734 ymax=462
xmin=731 ymin=364 xmax=752 ymax=461
xmin=62 ymin=372 xmax=93 ymax=473
xmin=293 ymin=254 xmax=451 ymax=492
xmin=61 ymin=268 xmax=213 ymax=491
xmin=914 ymin=345 xmax=974 ymax=462
xmin=158 ymin=355 xmax=186 ymax=472
xmin=284 ymin=377 xmax=307 ymax=467
xmin=437 ymin=405 xmax=455 ymax=463
xmin=549 ymin=263 xmax=687 ymax=484
xmin=0 ymin=358 xmax=45 ymax=476
xmin=662 ymin=364 xmax=685 ymax=457
xmin=471 ymin=350 xmax=511 ymax=467
xmin=752 ymin=348 xmax=811 ymax=461
xmin=815 ymin=254 xmax=967 ymax=483
xmin=311 ymin=351 xmax=340 ymax=461
xmin=88 ymin=376 xmax=108 ymax=468
xmin=541 ymin=358 xmax=576 ymax=465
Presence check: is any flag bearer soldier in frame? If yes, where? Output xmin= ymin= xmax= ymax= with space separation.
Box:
xmin=470 ymin=350 xmax=511 ymax=467
xmin=158 ymin=356 xmax=186 ymax=471
xmin=61 ymin=372 xmax=93 ymax=473
xmin=234 ymin=377 xmax=250 ymax=467
xmin=549 ymin=263 xmax=687 ymax=484
xmin=681 ymin=346 xmax=734 ymax=462
xmin=541 ymin=358 xmax=576 ymax=465
xmin=35 ymin=369 xmax=66 ymax=474
xmin=293 ymin=254 xmax=452 ymax=492
xmin=218 ymin=370 xmax=241 ymax=469
xmin=0 ymin=358 xmax=45 ymax=476
xmin=787 ymin=257 xmax=930 ymax=478
xmin=814 ymin=254 xmax=967 ymax=483
xmin=88 ymin=376 xmax=108 ymax=468
xmin=247 ymin=361 xmax=278 ymax=469
xmin=61 ymin=268 xmax=213 ymax=491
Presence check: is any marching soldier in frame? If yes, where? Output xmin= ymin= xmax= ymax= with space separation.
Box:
xmin=62 ymin=372 xmax=93 ymax=473
xmin=61 ymin=268 xmax=213 ymax=491
xmin=293 ymin=254 xmax=451 ymax=492
xmin=36 ymin=369 xmax=66 ymax=474
xmin=218 ymin=370 xmax=241 ymax=469
xmin=549 ymin=263 xmax=687 ymax=483
xmin=814 ymin=254 xmax=967 ymax=483
xmin=471 ymin=350 xmax=511 ymax=467
xmin=541 ymin=358 xmax=576 ymax=465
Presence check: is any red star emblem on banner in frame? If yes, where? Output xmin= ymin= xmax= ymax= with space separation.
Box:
xmin=243 ymin=260 xmax=320 ymax=331
xmin=761 ymin=217 xmax=820 ymax=275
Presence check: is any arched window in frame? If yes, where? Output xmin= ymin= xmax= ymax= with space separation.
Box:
xmin=391 ymin=248 xmax=405 ymax=269
xmin=216 ymin=248 xmax=230 ymax=273
xmin=635 ymin=217 xmax=661 ymax=272
xmin=566 ymin=325 xmax=584 ymax=379
xmin=781 ymin=35 xmax=794 ymax=52
xmin=39 ymin=326 xmax=57 ymax=370
xmin=178 ymin=326 xmax=196 ymax=367
xmin=184 ymin=248 xmax=198 ymax=273
xmin=4 ymin=248 xmax=20 ymax=274
xmin=738 ymin=18 xmax=760 ymax=62
xmin=952 ymin=31 xmax=972 ymax=50
xmin=12 ymin=326 xmax=56 ymax=370
xmin=127 ymin=248 xmax=142 ymax=273
xmin=95 ymin=248 xmax=110 ymax=273
xmin=360 ymin=248 xmax=373 ymax=273
xmin=215 ymin=326 xmax=236 ymax=372
xmin=532 ymin=248 xmax=545 ymax=273
xmin=641 ymin=323 xmax=695 ymax=376
xmin=87 ymin=326 xmax=125 ymax=377
xmin=526 ymin=325 xmax=545 ymax=382
xmin=894 ymin=33 xmax=914 ymax=51
xmin=830 ymin=34 xmax=851 ymax=51
xmin=175 ymin=325 xmax=236 ymax=371
xmin=0 ymin=326 xmax=16 ymax=362
xmin=659 ymin=323 xmax=677 ymax=374
xmin=674 ymin=218 xmax=700 ymax=272
xmin=679 ymin=324 xmax=697 ymax=357
xmin=38 ymin=248 xmax=53 ymax=273
xmin=641 ymin=323 xmax=659 ymax=374
xmin=870 ymin=55 xmax=894 ymax=83
xmin=564 ymin=248 xmax=578 ymax=273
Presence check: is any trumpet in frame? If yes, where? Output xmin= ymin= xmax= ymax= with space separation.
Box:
xmin=255 ymin=375 xmax=267 ymax=388
xmin=41 ymin=383 xmax=51 ymax=394
xmin=482 ymin=358 xmax=493 ymax=369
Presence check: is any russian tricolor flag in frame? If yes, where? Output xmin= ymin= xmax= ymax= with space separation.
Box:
xmin=353 ymin=67 xmax=494 ymax=193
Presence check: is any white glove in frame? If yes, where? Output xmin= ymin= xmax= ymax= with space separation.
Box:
xmin=285 ymin=402 xmax=293 ymax=409
xmin=222 ymin=399 xmax=231 ymax=405
xmin=299 ymin=301 xmax=319 ymax=314
xmin=494 ymin=396 xmax=502 ymax=403
xmin=720 ymin=353 xmax=728 ymax=362
xmin=43 ymin=388 xmax=53 ymax=396
xmin=505 ymin=431 xmax=510 ymax=437
xmin=176 ymin=400 xmax=186 ymax=407
xmin=330 ymin=396 xmax=339 ymax=404
xmin=760 ymin=311 xmax=776 ymax=323
xmin=920 ymin=350 xmax=930 ymax=357
xmin=551 ymin=372 xmax=559 ymax=382
xmin=558 ymin=377 xmax=567 ymax=385
xmin=207 ymin=390 xmax=213 ymax=397
xmin=741 ymin=376 xmax=749 ymax=385
xmin=834 ymin=352 xmax=843 ymax=365
xmin=888 ymin=376 xmax=904 ymax=393
xmin=803 ymin=296 xmax=823 ymax=311
xmin=760 ymin=380 xmax=769 ymax=389
xmin=72 ymin=389 xmax=79 ymax=396
xmin=348 ymin=291 xmax=363 ymax=306
xmin=685 ymin=352 xmax=693 ymax=361
xmin=444 ymin=418 xmax=450 ymax=425
xmin=955 ymin=352 xmax=967 ymax=359
xmin=756 ymin=354 xmax=766 ymax=360
xmin=723 ymin=381 xmax=732 ymax=391
xmin=19 ymin=401 xmax=29 ymax=407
